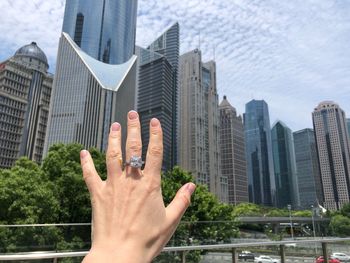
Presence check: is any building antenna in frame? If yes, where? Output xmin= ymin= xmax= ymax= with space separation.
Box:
xmin=198 ymin=30 xmax=201 ymax=51
xmin=213 ymin=45 xmax=216 ymax=61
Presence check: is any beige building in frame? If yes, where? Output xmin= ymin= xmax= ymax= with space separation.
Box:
xmin=312 ymin=101 xmax=350 ymax=210
xmin=219 ymin=96 xmax=248 ymax=204
xmin=0 ymin=42 xmax=53 ymax=168
xmin=179 ymin=49 xmax=227 ymax=201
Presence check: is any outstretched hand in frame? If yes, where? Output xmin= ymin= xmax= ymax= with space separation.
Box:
xmin=81 ymin=111 xmax=196 ymax=263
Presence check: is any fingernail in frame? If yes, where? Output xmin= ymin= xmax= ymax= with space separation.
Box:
xmin=128 ymin=110 xmax=138 ymax=120
xmin=111 ymin=122 xmax=121 ymax=131
xmin=151 ymin=118 xmax=159 ymax=127
xmin=186 ymin=183 xmax=196 ymax=195
xmin=80 ymin=150 xmax=88 ymax=159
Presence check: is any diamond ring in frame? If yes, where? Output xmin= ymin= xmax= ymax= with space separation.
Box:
xmin=125 ymin=156 xmax=144 ymax=169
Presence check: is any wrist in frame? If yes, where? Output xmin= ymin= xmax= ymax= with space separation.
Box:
xmin=83 ymin=245 xmax=152 ymax=263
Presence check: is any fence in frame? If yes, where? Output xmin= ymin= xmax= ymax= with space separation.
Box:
xmin=1 ymin=238 xmax=350 ymax=263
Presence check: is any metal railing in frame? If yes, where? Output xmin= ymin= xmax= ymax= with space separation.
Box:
xmin=1 ymin=238 xmax=350 ymax=262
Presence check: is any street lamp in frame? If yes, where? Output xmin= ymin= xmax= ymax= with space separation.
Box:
xmin=311 ymin=205 xmax=318 ymax=254
xmin=287 ymin=204 xmax=294 ymax=239
xmin=311 ymin=205 xmax=316 ymax=239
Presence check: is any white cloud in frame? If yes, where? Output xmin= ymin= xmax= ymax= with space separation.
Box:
xmin=1 ymin=0 xmax=350 ymax=130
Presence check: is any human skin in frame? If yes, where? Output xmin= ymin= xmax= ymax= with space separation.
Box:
xmin=81 ymin=111 xmax=196 ymax=263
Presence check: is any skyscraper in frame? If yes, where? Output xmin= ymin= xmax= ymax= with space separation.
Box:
xmin=312 ymin=101 xmax=350 ymax=210
xmin=137 ymin=23 xmax=179 ymax=171
xmin=45 ymin=0 xmax=138 ymax=154
xmin=219 ymin=96 xmax=248 ymax=204
xmin=347 ymin=118 xmax=350 ymax=140
xmin=244 ymin=100 xmax=276 ymax=206
xmin=293 ymin=128 xmax=323 ymax=209
xmin=0 ymin=42 xmax=53 ymax=168
xmin=271 ymin=121 xmax=299 ymax=208
xmin=62 ymin=0 xmax=138 ymax=64
xmin=179 ymin=49 xmax=226 ymax=201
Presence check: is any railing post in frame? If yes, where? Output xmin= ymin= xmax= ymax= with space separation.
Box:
xmin=232 ymin=248 xmax=237 ymax=263
xmin=181 ymin=251 xmax=186 ymax=263
xmin=53 ymin=258 xmax=58 ymax=263
xmin=279 ymin=244 xmax=285 ymax=263
xmin=322 ymin=242 xmax=328 ymax=263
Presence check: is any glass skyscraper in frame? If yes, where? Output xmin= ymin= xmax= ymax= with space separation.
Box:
xmin=271 ymin=121 xmax=299 ymax=208
xmin=62 ymin=0 xmax=138 ymax=64
xmin=244 ymin=100 xmax=276 ymax=206
xmin=45 ymin=0 xmax=138 ymax=154
xmin=136 ymin=23 xmax=179 ymax=172
xmin=293 ymin=128 xmax=323 ymax=209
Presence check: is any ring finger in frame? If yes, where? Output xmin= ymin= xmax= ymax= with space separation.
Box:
xmin=125 ymin=110 xmax=142 ymax=173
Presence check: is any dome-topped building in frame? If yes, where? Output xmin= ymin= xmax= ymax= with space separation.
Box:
xmin=13 ymin=42 xmax=49 ymax=72
xmin=0 ymin=41 xmax=53 ymax=168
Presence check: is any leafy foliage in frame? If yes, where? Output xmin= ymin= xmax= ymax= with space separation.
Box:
xmin=330 ymin=214 xmax=350 ymax=237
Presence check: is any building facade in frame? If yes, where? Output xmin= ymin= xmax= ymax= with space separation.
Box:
xmin=219 ymin=96 xmax=248 ymax=204
xmin=179 ymin=49 xmax=226 ymax=201
xmin=244 ymin=100 xmax=276 ymax=206
xmin=312 ymin=101 xmax=350 ymax=210
xmin=62 ymin=0 xmax=138 ymax=64
xmin=45 ymin=0 xmax=138 ymax=154
xmin=271 ymin=121 xmax=299 ymax=208
xmin=0 ymin=42 xmax=53 ymax=168
xmin=293 ymin=128 xmax=323 ymax=209
xmin=137 ymin=23 xmax=179 ymax=171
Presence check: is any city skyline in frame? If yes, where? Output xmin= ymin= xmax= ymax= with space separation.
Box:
xmin=1 ymin=0 xmax=350 ymax=131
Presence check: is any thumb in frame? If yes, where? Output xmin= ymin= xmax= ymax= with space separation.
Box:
xmin=165 ymin=183 xmax=196 ymax=226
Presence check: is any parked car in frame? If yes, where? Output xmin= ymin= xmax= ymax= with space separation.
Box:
xmin=239 ymin=251 xmax=255 ymax=261
xmin=331 ymin=253 xmax=350 ymax=262
xmin=316 ymin=256 xmax=341 ymax=263
xmin=254 ymin=255 xmax=280 ymax=263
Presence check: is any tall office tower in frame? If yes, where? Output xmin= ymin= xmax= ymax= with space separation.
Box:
xmin=312 ymin=101 xmax=350 ymax=210
xmin=293 ymin=129 xmax=323 ymax=209
xmin=0 ymin=42 xmax=53 ymax=168
xmin=62 ymin=0 xmax=138 ymax=64
xmin=271 ymin=121 xmax=299 ymax=208
xmin=45 ymin=0 xmax=138 ymax=154
xmin=244 ymin=100 xmax=276 ymax=206
xmin=179 ymin=49 xmax=226 ymax=201
xmin=347 ymin=119 xmax=350 ymax=139
xmin=137 ymin=23 xmax=179 ymax=171
xmin=219 ymin=96 xmax=248 ymax=204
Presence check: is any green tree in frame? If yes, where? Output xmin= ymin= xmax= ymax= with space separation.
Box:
xmin=330 ymin=214 xmax=350 ymax=237
xmin=340 ymin=203 xmax=350 ymax=218
xmin=232 ymin=202 xmax=262 ymax=217
xmin=0 ymin=158 xmax=61 ymax=252
xmin=156 ymin=167 xmax=239 ymax=263
xmin=42 ymin=143 xmax=106 ymax=250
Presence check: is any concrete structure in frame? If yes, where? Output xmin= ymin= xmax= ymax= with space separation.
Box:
xmin=45 ymin=0 xmax=138 ymax=153
xmin=0 ymin=42 xmax=53 ymax=168
xmin=244 ymin=100 xmax=276 ymax=206
xmin=136 ymin=23 xmax=179 ymax=171
xmin=179 ymin=49 xmax=226 ymax=201
xmin=293 ymin=129 xmax=323 ymax=209
xmin=271 ymin=121 xmax=299 ymax=208
xmin=347 ymin=118 xmax=350 ymax=140
xmin=219 ymin=96 xmax=248 ymax=204
xmin=312 ymin=101 xmax=350 ymax=210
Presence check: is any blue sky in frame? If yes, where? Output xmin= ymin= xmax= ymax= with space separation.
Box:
xmin=1 ymin=0 xmax=350 ymax=131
